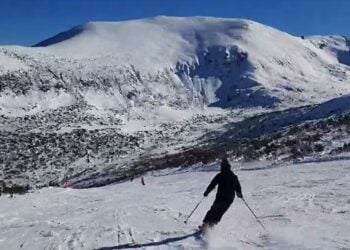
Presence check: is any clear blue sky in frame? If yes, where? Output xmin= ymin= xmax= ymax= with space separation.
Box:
xmin=0 ymin=0 xmax=349 ymax=46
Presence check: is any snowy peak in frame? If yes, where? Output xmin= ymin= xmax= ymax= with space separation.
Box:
xmin=31 ymin=16 xmax=296 ymax=64
xmin=33 ymin=16 xmax=253 ymax=49
xmin=1 ymin=16 xmax=350 ymax=117
xmin=32 ymin=17 xmax=258 ymax=66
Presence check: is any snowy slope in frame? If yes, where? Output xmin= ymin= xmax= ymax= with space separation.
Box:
xmin=1 ymin=160 xmax=349 ymax=249
xmin=1 ymin=16 xmax=350 ymax=118
xmin=308 ymin=35 xmax=350 ymax=66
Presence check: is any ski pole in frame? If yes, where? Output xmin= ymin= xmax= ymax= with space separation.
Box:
xmin=242 ymin=198 xmax=266 ymax=230
xmin=184 ymin=197 xmax=205 ymax=224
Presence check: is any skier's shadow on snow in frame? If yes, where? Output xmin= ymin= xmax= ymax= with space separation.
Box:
xmin=94 ymin=231 xmax=202 ymax=249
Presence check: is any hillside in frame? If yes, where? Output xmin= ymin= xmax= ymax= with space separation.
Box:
xmin=1 ymin=16 xmax=350 ymax=191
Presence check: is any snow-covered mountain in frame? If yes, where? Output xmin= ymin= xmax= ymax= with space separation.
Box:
xmin=1 ymin=16 xmax=350 ymax=192
xmin=1 ymin=16 xmax=350 ymax=250
xmin=1 ymin=16 xmax=350 ymax=117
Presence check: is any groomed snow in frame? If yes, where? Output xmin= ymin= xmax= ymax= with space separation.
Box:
xmin=1 ymin=160 xmax=349 ymax=249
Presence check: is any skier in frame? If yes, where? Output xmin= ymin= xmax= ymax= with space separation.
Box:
xmin=63 ymin=180 xmax=71 ymax=188
xmin=200 ymin=158 xmax=243 ymax=231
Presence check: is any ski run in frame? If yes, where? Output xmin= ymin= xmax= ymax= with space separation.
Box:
xmin=1 ymin=159 xmax=349 ymax=249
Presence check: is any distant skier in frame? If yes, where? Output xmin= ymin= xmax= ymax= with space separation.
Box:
xmin=63 ymin=180 xmax=71 ymax=188
xmin=200 ymin=158 xmax=243 ymax=231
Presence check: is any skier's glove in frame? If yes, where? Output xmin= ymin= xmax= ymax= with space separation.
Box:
xmin=237 ymin=192 xmax=243 ymax=199
xmin=203 ymin=191 xmax=209 ymax=197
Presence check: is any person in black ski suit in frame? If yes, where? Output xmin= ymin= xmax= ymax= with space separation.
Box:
xmin=201 ymin=158 xmax=243 ymax=229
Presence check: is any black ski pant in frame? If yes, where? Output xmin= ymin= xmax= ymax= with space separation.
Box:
xmin=203 ymin=199 xmax=233 ymax=225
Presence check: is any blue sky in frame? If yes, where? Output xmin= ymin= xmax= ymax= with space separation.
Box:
xmin=0 ymin=0 xmax=349 ymax=46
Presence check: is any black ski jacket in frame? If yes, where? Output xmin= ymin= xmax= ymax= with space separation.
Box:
xmin=204 ymin=162 xmax=242 ymax=202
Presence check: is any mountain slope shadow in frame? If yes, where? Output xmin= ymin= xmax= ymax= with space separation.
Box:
xmin=33 ymin=25 xmax=85 ymax=47
xmin=94 ymin=231 xmax=202 ymax=250
xmin=338 ymin=36 xmax=350 ymax=66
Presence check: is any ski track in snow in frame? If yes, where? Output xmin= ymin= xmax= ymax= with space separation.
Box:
xmin=1 ymin=160 xmax=350 ymax=250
